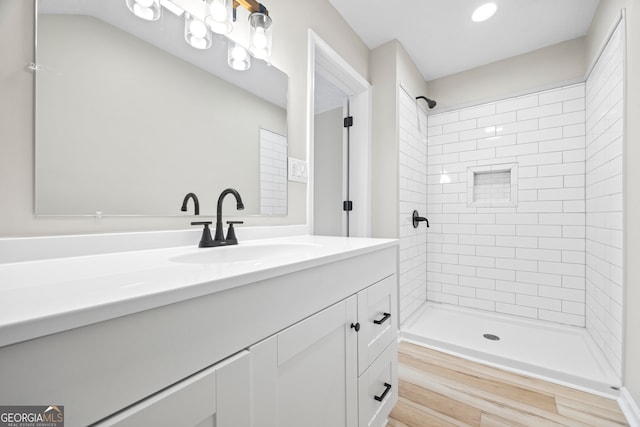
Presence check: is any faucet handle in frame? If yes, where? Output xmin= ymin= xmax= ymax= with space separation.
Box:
xmin=191 ymin=221 xmax=214 ymax=247
xmin=225 ymin=221 xmax=243 ymax=244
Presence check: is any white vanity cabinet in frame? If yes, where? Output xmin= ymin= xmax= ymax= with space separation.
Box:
xmin=95 ymin=351 xmax=251 ymax=427
xmin=0 ymin=239 xmax=398 ymax=427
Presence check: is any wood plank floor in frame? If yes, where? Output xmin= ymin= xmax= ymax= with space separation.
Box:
xmin=387 ymin=341 xmax=629 ymax=427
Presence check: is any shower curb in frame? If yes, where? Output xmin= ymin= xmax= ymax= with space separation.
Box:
xmin=619 ymin=387 xmax=640 ymax=427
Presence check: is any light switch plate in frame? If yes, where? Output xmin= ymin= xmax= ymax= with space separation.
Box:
xmin=288 ymin=158 xmax=308 ymax=183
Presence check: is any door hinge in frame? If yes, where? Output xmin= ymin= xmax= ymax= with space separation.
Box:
xmin=343 ymin=116 xmax=353 ymax=128
xmin=343 ymin=201 xmax=353 ymax=211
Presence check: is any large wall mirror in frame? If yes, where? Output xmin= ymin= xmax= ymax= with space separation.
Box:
xmin=35 ymin=0 xmax=288 ymax=217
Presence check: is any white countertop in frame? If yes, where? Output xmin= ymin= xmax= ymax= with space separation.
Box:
xmin=0 ymin=235 xmax=396 ymax=348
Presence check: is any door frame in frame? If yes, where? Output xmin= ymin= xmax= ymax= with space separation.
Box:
xmin=307 ymin=30 xmax=372 ymax=237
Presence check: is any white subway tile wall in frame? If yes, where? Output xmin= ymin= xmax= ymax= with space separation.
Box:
xmin=398 ymin=88 xmax=428 ymax=322
xmin=426 ymin=83 xmax=587 ymax=326
xmin=259 ymin=129 xmax=287 ymax=215
xmin=585 ymin=21 xmax=625 ymax=378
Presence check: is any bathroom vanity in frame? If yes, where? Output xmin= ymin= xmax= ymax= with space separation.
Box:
xmin=0 ymin=235 xmax=398 ymax=427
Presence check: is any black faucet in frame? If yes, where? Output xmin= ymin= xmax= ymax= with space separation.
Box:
xmin=180 ymin=193 xmax=200 ymax=215
xmin=212 ymin=188 xmax=244 ymax=246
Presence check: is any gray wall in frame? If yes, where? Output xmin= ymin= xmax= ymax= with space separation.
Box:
xmin=370 ymin=40 xmax=428 ymax=239
xmin=0 ymin=0 xmax=369 ymax=236
xmin=426 ymin=37 xmax=586 ymax=110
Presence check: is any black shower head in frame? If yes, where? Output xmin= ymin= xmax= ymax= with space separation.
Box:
xmin=416 ymin=96 xmax=437 ymax=109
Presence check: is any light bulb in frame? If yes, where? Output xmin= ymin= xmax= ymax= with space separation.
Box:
xmin=205 ymin=0 xmax=232 ymax=33
xmin=228 ymin=42 xmax=250 ymax=70
xmin=189 ymin=19 xmax=208 ymax=38
xmin=126 ymin=0 xmax=161 ymax=21
xmin=185 ymin=13 xmax=212 ymax=49
xmin=252 ymin=28 xmax=268 ymax=49
xmin=209 ymin=1 xmax=227 ymax=21
xmin=231 ymin=45 xmax=248 ymax=61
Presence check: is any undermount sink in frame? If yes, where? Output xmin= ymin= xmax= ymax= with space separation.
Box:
xmin=169 ymin=242 xmax=323 ymax=265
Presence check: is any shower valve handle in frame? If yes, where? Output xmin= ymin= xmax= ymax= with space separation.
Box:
xmin=412 ymin=210 xmax=429 ymax=228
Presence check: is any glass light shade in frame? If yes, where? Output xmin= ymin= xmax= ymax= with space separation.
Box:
xmin=126 ymin=0 xmax=162 ymax=21
xmin=228 ymin=42 xmax=251 ymax=71
xmin=248 ymin=12 xmax=272 ymax=60
xmin=205 ymin=0 xmax=233 ymax=34
xmin=185 ymin=13 xmax=212 ymax=50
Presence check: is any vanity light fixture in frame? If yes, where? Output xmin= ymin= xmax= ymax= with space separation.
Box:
xmin=228 ymin=41 xmax=251 ymax=70
xmin=125 ymin=0 xmax=273 ymax=69
xmin=472 ymin=2 xmax=498 ymax=22
xmin=126 ymin=0 xmax=162 ymax=21
xmin=185 ymin=13 xmax=213 ymax=49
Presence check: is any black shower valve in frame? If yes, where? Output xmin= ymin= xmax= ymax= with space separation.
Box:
xmin=412 ymin=210 xmax=429 ymax=228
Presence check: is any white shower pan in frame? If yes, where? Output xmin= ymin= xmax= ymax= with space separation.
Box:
xmin=401 ymin=302 xmax=621 ymax=396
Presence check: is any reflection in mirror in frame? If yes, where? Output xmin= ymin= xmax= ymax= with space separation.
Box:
xmin=35 ymin=0 xmax=288 ymax=217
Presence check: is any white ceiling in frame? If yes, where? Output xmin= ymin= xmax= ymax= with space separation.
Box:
xmin=328 ymin=0 xmax=600 ymax=81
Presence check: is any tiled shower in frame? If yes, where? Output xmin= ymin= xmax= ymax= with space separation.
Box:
xmin=399 ymin=19 xmax=625 ymax=379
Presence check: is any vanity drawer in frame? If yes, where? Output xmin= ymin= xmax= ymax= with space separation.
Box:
xmin=357 ymin=274 xmax=397 ymax=375
xmin=358 ymin=341 xmax=398 ymax=427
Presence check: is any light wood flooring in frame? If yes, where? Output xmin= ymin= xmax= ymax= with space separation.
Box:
xmin=387 ymin=341 xmax=629 ymax=427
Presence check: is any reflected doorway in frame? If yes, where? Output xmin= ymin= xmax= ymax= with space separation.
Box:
xmin=313 ymin=73 xmax=348 ymax=236
xmin=308 ymin=30 xmax=371 ymax=237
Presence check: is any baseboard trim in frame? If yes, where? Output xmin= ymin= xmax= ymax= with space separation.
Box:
xmin=619 ymin=387 xmax=640 ymax=427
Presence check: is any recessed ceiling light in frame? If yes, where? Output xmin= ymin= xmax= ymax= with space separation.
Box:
xmin=472 ymin=2 xmax=498 ymax=22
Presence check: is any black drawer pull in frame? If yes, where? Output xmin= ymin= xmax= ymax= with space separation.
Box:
xmin=373 ymin=312 xmax=391 ymax=325
xmin=374 ymin=382 xmax=392 ymax=402
xmin=350 ymin=322 xmax=360 ymax=332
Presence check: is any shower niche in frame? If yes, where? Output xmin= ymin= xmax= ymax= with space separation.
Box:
xmin=467 ymin=163 xmax=519 ymax=207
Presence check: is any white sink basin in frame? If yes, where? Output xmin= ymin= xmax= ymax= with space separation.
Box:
xmin=169 ymin=242 xmax=323 ymax=264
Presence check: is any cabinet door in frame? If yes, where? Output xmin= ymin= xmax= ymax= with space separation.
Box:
xmin=357 ymin=275 xmax=397 ymax=375
xmin=251 ymin=297 xmax=358 ymax=427
xmin=96 ymin=351 xmax=250 ymax=427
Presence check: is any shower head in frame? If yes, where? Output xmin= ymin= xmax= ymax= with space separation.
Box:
xmin=416 ymin=96 xmax=437 ymax=109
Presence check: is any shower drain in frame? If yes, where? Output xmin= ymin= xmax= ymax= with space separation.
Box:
xmin=483 ymin=333 xmax=500 ymax=341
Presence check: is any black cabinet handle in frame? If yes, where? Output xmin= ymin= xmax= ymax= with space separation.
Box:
xmin=350 ymin=322 xmax=360 ymax=332
xmin=373 ymin=312 xmax=391 ymax=325
xmin=374 ymin=382 xmax=392 ymax=402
